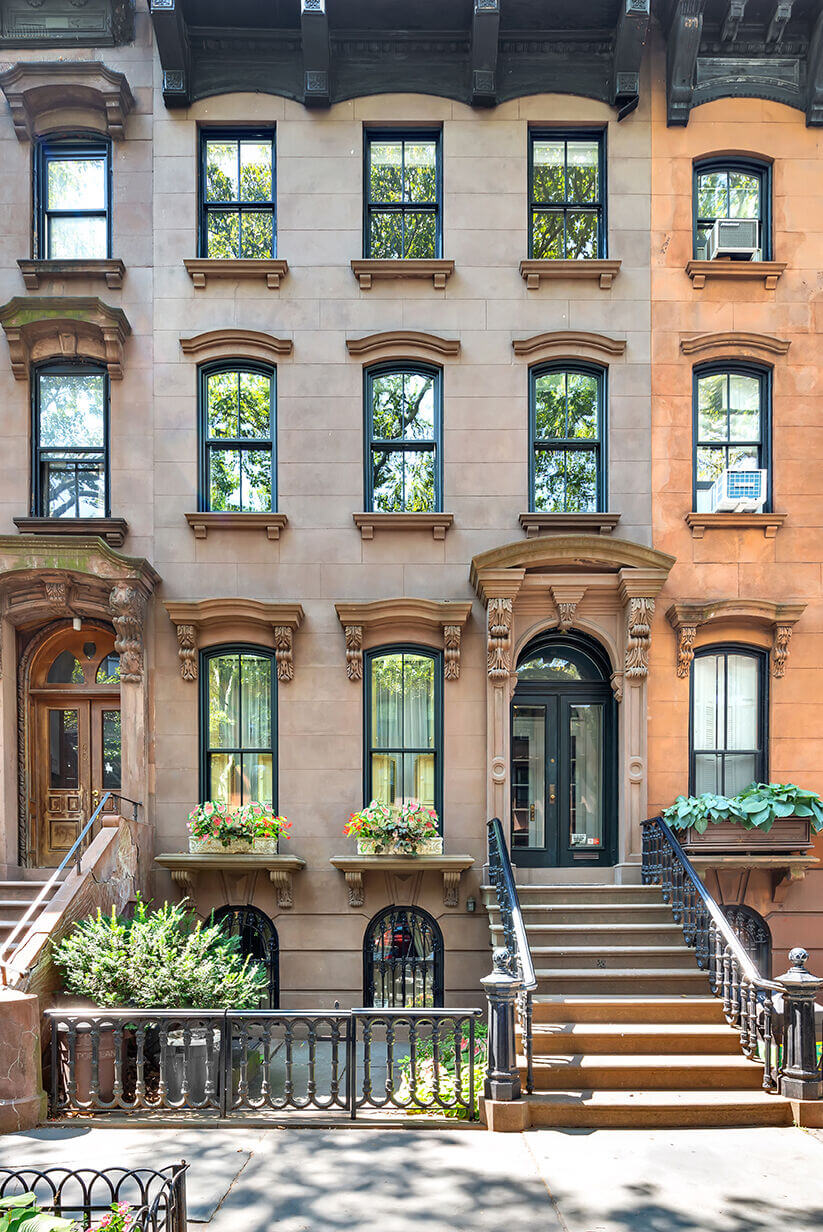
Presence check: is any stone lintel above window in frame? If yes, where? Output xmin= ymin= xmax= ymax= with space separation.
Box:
xmin=666 ymin=599 xmax=805 ymax=680
xmin=685 ymin=260 xmax=786 ymax=291
xmin=353 ymin=512 xmax=454 ymax=541
xmin=164 ymin=598 xmax=304 ymax=683
xmin=519 ymin=259 xmax=622 ymax=290
xmin=185 ymin=513 xmax=288 ymax=541
xmin=183 ymin=259 xmax=289 ymax=290
xmin=0 ymin=296 xmax=131 ymax=380
xmin=334 ymin=598 xmax=472 ymax=682
xmin=350 ymin=259 xmax=455 ymax=290
xmin=0 ymin=61 xmax=135 ymax=141
xmin=18 ymin=260 xmax=125 ymax=292
xmin=519 ymin=512 xmax=620 ymax=538
xmin=685 ymin=511 xmax=787 ymax=539
xmin=14 ymin=516 xmax=128 ymax=547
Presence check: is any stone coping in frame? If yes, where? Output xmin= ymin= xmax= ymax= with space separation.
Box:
xmin=155 ymin=852 xmax=306 ymax=909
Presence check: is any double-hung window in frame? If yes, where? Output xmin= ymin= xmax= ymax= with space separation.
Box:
xmin=530 ymin=365 xmax=605 ymax=513
xmin=694 ymin=159 xmax=769 ymax=259
xmin=36 ymin=138 xmax=110 ymax=259
xmin=366 ymin=648 xmax=442 ymax=818
xmin=530 ymin=130 xmax=605 ymax=259
xmin=693 ymin=366 xmax=769 ymax=512
xmin=34 ymin=364 xmax=109 ymax=518
xmin=691 ymin=647 xmax=767 ymax=796
xmin=200 ymin=130 xmax=276 ymax=258
xmin=364 ymin=131 xmax=441 ymax=259
xmin=200 ymin=364 xmax=275 ymax=513
xmin=366 ymin=365 xmax=441 ymax=512
xmin=202 ymin=647 xmax=276 ymax=807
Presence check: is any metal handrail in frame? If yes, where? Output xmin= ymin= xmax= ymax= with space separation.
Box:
xmin=0 ymin=791 xmax=141 ymax=984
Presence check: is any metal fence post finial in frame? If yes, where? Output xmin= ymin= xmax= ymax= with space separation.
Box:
xmin=777 ymin=946 xmax=823 ymax=1102
xmin=481 ymin=946 xmax=522 ymax=1102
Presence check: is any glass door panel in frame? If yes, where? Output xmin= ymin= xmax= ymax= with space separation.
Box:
xmin=566 ymin=701 xmax=604 ymax=855
xmin=511 ymin=705 xmax=546 ymax=850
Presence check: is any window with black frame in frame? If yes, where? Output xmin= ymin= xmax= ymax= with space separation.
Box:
xmin=531 ymin=364 xmax=605 ymax=513
xmin=202 ymin=648 xmax=276 ymax=808
xmin=366 ymin=648 xmax=441 ymax=816
xmin=694 ymin=159 xmax=769 ymax=260
xmin=213 ymin=904 xmax=279 ymax=1008
xmin=691 ymin=647 xmax=767 ymax=796
xmin=363 ymin=905 xmax=444 ymax=1008
xmin=200 ymin=130 xmax=276 ymax=259
xmin=364 ymin=131 xmax=440 ymax=259
xmin=199 ymin=364 xmax=275 ymax=512
xmin=34 ymin=364 xmax=108 ymax=518
xmin=366 ymin=365 xmax=441 ymax=512
xmin=530 ymin=131 xmax=605 ymax=259
xmin=693 ymin=366 xmax=769 ymax=512
xmin=36 ymin=137 xmax=110 ymax=260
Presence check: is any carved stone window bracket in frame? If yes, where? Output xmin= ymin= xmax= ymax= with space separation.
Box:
xmin=666 ymin=600 xmax=806 ymax=680
xmin=164 ymin=599 xmax=304 ymax=682
xmin=334 ymin=599 xmax=472 ymax=682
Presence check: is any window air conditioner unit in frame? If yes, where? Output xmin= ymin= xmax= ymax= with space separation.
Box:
xmin=709 ymin=468 xmax=767 ymax=513
xmin=706 ymin=217 xmax=760 ymax=260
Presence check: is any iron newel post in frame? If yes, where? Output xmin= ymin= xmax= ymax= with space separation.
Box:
xmin=481 ymin=947 xmax=522 ymax=1102
xmin=778 ymin=947 xmax=823 ymax=1102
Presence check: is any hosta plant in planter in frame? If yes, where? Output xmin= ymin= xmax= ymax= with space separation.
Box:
xmin=187 ymin=801 xmax=291 ymax=853
xmin=663 ymin=782 xmax=823 ymax=853
xmin=345 ymin=800 xmax=443 ymax=855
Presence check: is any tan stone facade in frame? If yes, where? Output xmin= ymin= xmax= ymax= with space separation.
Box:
xmin=0 ymin=8 xmax=821 ymax=1007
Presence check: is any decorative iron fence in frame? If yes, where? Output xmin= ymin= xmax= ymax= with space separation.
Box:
xmin=0 ymin=1164 xmax=187 ymax=1232
xmin=45 ymin=1007 xmax=482 ymax=1120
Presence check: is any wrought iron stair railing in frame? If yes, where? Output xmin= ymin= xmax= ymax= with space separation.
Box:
xmin=642 ymin=815 xmax=781 ymax=1090
xmin=486 ymin=816 xmax=538 ymax=1092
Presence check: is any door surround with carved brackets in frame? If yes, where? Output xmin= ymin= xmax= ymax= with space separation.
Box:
xmin=470 ymin=535 xmax=674 ymax=874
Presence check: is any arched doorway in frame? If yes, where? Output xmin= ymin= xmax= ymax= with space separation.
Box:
xmin=511 ymin=630 xmax=616 ymax=868
xmin=27 ymin=624 xmax=121 ymax=866
xmin=213 ymin=905 xmax=279 ymax=1008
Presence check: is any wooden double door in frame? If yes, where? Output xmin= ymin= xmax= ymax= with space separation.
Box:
xmin=29 ymin=627 xmax=121 ymax=867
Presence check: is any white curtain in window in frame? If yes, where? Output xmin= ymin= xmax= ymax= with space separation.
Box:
xmin=726 ymin=654 xmax=758 ymax=750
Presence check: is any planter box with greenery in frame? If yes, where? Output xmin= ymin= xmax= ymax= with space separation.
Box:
xmin=344 ymin=801 xmax=443 ymax=855
xmin=663 ymin=783 xmax=823 ymax=854
xmin=186 ymin=801 xmax=291 ymax=854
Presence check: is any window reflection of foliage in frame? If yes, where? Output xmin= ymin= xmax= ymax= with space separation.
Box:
xmin=37 ymin=369 xmax=107 ymax=519
xmin=367 ymin=137 xmax=438 ymax=259
xmin=203 ymin=136 xmax=274 ymax=259
xmin=41 ymin=144 xmax=108 ymax=260
xmin=205 ymin=368 xmax=273 ymax=512
xmin=531 ymin=136 xmax=601 ymax=260
xmin=369 ymin=369 xmax=437 ymax=512
xmin=695 ymin=166 xmax=762 ymax=255
xmin=695 ymin=370 xmax=763 ymax=510
xmin=532 ymin=368 xmax=601 ymax=513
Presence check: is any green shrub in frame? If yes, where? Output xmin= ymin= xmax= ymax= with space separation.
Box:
xmin=397 ymin=1023 xmax=487 ymax=1119
xmin=0 ymin=1192 xmax=75 ymax=1232
xmin=53 ymin=896 xmax=268 ymax=1009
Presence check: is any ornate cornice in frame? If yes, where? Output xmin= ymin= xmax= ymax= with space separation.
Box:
xmin=0 ymin=60 xmax=135 ymax=141
xmin=666 ymin=599 xmax=806 ymax=679
xmin=346 ymin=332 xmax=460 ymax=363
xmin=180 ymin=330 xmax=293 ymax=365
xmin=512 ymin=332 xmax=627 ymax=363
xmin=164 ymin=599 xmax=304 ymax=683
xmin=334 ymin=598 xmax=472 ymax=682
xmin=0 ymin=297 xmax=131 ymax=380
xmin=680 ymin=331 xmax=791 ymax=357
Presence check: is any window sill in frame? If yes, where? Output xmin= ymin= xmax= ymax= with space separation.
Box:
xmin=519 ymin=259 xmax=622 ymax=290
xmin=183 ymin=258 xmax=289 ymax=290
xmin=685 ymin=260 xmax=786 ymax=291
xmin=519 ymin=512 xmax=620 ymax=538
xmin=330 ymin=854 xmax=474 ymax=908
xmin=14 ymin=516 xmax=128 ymax=547
xmin=185 ymin=512 xmax=288 ymax=540
xmin=155 ymin=852 xmax=305 ymax=908
xmin=350 ymin=259 xmax=455 ymax=290
xmin=18 ymin=259 xmax=125 ymax=290
xmin=685 ymin=511 xmax=787 ymax=539
xmin=353 ymin=512 xmax=454 ymax=540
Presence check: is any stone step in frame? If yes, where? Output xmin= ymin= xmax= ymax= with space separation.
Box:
xmin=488 ymin=903 xmax=677 ymax=926
xmin=486 ymin=885 xmax=664 ymax=906
xmin=523 ymin=1053 xmax=766 ymax=1092
xmin=0 ymin=881 xmax=61 ymax=901
xmin=529 ymin=946 xmax=699 ymax=971
xmin=531 ymin=996 xmax=726 ymax=1024
xmin=523 ymin=1023 xmax=743 ymax=1056
xmin=533 ymin=970 xmax=712 ymax=996
xmin=522 ymin=1089 xmax=792 ymax=1129
xmin=492 ymin=924 xmax=686 ymax=948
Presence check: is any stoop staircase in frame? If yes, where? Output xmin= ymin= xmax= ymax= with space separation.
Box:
xmin=483 ymin=880 xmax=793 ymax=1128
xmin=0 ymin=866 xmax=66 ymax=957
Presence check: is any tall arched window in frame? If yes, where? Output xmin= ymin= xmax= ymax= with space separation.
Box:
xmin=201 ymin=646 xmax=276 ymax=807
xmin=693 ymin=364 xmax=770 ymax=513
xmin=365 ymin=364 xmax=442 ymax=513
xmin=34 ymin=362 xmax=109 ymax=519
xmin=693 ymin=157 xmax=771 ymax=260
xmin=213 ymin=904 xmax=279 ymax=1008
xmin=530 ymin=364 xmax=605 ymax=514
xmin=691 ymin=646 xmax=768 ymax=796
xmin=199 ymin=363 xmax=276 ymax=513
xmin=365 ymin=647 xmax=442 ymax=817
xmin=363 ymin=905 xmax=444 ymax=1007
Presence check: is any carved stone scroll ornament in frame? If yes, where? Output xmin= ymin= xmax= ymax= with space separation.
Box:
xmin=176 ymin=624 xmax=197 ymax=681
xmin=625 ymin=596 xmax=654 ymax=680
xmin=610 ymin=672 xmax=624 ymax=704
xmin=345 ymin=625 xmax=363 ymax=681
xmin=555 ymin=603 xmax=577 ymax=632
xmin=487 ymin=598 xmax=513 ymax=682
xmin=772 ymin=624 xmax=793 ymax=678
xmin=676 ymin=624 xmax=697 ymax=678
xmin=109 ymin=583 xmax=145 ymax=682
xmin=274 ymin=625 xmax=294 ymax=683
xmin=443 ymin=624 xmax=462 ymax=680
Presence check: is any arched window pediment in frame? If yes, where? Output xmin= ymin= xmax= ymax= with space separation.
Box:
xmin=180 ymin=330 xmax=293 ymax=366
xmin=0 ymin=296 xmax=130 ymax=380
xmin=346 ymin=331 xmax=460 ymax=364
xmin=667 ymin=600 xmax=804 ymax=680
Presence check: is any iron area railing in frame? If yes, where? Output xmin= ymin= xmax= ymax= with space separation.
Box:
xmin=0 ymin=792 xmax=142 ymax=986
xmin=486 ymin=817 xmax=537 ymax=1093
xmin=0 ymin=1163 xmax=187 ymax=1232
xmin=45 ymin=1007 xmax=483 ymax=1121
xmin=642 ymin=816 xmax=782 ymax=1090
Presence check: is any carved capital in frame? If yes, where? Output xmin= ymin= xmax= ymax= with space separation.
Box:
xmin=109 ymin=583 xmax=145 ymax=683
xmin=487 ymin=597 xmax=513 ymax=683
xmin=176 ymin=624 xmax=197 ymax=681
xmin=443 ymin=624 xmax=462 ymax=680
xmin=772 ymin=624 xmax=793 ymax=678
xmin=625 ymin=596 xmax=654 ymax=681
xmin=345 ymin=625 xmax=363 ymax=681
xmin=676 ymin=624 xmax=697 ymax=678
xmin=343 ymin=870 xmax=364 ymax=908
xmin=274 ymin=625 xmax=294 ymax=682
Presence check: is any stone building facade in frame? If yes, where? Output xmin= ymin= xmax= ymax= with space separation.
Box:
xmin=0 ymin=0 xmax=821 ymax=1006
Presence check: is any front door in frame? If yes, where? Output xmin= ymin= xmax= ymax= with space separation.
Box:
xmin=29 ymin=628 xmax=121 ymax=866
xmin=510 ymin=634 xmax=615 ymax=868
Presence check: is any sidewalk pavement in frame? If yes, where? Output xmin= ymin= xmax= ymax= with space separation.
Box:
xmin=3 ymin=1123 xmax=823 ymax=1231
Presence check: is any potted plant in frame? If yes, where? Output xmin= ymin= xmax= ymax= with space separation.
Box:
xmin=663 ymin=782 xmax=823 ymax=853
xmin=187 ymin=801 xmax=291 ymax=854
xmin=344 ymin=800 xmax=443 ymax=855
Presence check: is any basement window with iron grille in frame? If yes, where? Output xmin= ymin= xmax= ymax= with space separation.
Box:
xmin=363 ymin=905 xmax=444 ymax=1008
